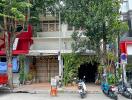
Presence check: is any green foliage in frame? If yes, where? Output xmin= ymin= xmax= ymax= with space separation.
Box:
xmin=61 ymin=0 xmax=128 ymax=69
xmin=0 ymin=0 xmax=32 ymax=20
xmin=25 ymin=72 xmax=33 ymax=81
xmin=126 ymin=64 xmax=132 ymax=72
xmin=19 ymin=55 xmax=26 ymax=84
xmin=98 ymin=65 xmax=103 ymax=74
xmin=106 ymin=52 xmax=116 ymax=61
xmin=106 ymin=67 xmax=122 ymax=85
xmin=107 ymin=74 xmax=116 ymax=85
xmin=62 ymin=53 xmax=98 ymax=85
xmin=117 ymin=67 xmax=122 ymax=76
xmin=106 ymin=52 xmax=117 ymax=67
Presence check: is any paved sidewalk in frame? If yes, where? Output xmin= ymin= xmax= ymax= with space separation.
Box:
xmin=13 ymin=83 xmax=102 ymax=94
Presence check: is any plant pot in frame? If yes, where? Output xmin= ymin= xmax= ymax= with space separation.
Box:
xmin=25 ymin=80 xmax=32 ymax=85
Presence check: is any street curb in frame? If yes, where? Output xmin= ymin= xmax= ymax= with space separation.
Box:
xmin=12 ymin=89 xmax=102 ymax=94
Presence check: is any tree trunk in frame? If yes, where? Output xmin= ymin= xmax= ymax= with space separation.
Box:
xmin=4 ymin=17 xmax=13 ymax=89
xmin=7 ymin=58 xmax=13 ymax=89
xmin=5 ymin=31 xmax=13 ymax=89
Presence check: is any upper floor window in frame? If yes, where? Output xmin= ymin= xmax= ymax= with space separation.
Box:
xmin=42 ymin=21 xmax=59 ymax=32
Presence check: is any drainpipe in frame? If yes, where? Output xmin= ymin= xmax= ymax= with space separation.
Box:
xmin=128 ymin=13 xmax=132 ymax=37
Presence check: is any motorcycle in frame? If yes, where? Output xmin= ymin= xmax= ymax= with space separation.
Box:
xmin=118 ymin=81 xmax=132 ymax=99
xmin=77 ymin=77 xmax=87 ymax=98
xmin=101 ymin=82 xmax=118 ymax=100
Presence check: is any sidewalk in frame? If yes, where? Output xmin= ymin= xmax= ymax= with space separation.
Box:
xmin=13 ymin=83 xmax=102 ymax=94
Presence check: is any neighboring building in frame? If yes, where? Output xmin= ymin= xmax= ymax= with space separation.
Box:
xmin=0 ymin=25 xmax=33 ymax=85
xmin=120 ymin=0 xmax=132 ymax=62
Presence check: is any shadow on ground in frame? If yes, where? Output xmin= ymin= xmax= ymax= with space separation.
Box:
xmin=0 ymin=87 xmax=12 ymax=96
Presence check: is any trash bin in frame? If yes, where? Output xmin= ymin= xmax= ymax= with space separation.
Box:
xmin=50 ymin=77 xmax=57 ymax=96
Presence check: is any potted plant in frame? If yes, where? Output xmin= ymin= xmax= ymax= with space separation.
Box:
xmin=25 ymin=72 xmax=33 ymax=85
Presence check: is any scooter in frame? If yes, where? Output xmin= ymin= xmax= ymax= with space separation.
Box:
xmin=101 ymin=74 xmax=118 ymax=100
xmin=101 ymin=82 xmax=118 ymax=100
xmin=78 ymin=76 xmax=87 ymax=98
xmin=118 ymin=81 xmax=132 ymax=99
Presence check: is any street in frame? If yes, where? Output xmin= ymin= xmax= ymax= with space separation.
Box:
xmin=0 ymin=92 xmax=130 ymax=100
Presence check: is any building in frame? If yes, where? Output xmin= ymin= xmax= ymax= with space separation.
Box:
xmin=120 ymin=0 xmax=132 ymax=62
xmin=27 ymin=13 xmax=97 ymax=83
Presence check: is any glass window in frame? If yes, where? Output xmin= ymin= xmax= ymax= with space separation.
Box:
xmin=41 ymin=20 xmax=59 ymax=32
xmin=49 ymin=24 xmax=55 ymax=31
xmin=43 ymin=24 xmax=48 ymax=32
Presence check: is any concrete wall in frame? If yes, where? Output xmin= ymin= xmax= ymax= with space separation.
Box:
xmin=31 ymin=38 xmax=72 ymax=50
xmin=37 ymin=31 xmax=73 ymax=37
xmin=128 ymin=0 xmax=132 ymax=10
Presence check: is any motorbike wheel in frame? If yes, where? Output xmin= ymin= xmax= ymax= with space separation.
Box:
xmin=108 ymin=91 xmax=118 ymax=100
xmin=129 ymin=94 xmax=132 ymax=99
xmin=80 ymin=94 xmax=84 ymax=99
xmin=102 ymin=90 xmax=106 ymax=94
xmin=123 ymin=91 xmax=131 ymax=98
xmin=114 ymin=95 xmax=118 ymax=100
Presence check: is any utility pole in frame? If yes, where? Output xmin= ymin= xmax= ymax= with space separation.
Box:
xmin=58 ymin=0 xmax=62 ymax=78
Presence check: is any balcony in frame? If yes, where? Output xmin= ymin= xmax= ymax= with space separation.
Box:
xmin=36 ymin=31 xmax=73 ymax=38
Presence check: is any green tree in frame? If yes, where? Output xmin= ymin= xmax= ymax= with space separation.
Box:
xmin=0 ymin=0 xmax=31 ymax=89
xmin=61 ymin=0 xmax=128 ymax=75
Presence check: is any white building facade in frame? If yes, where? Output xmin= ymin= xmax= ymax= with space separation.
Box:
xmin=28 ymin=15 xmax=75 ymax=82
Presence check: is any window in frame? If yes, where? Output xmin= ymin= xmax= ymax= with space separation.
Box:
xmin=43 ymin=24 xmax=48 ymax=32
xmin=68 ymin=24 xmax=73 ymax=30
xmin=41 ymin=21 xmax=59 ymax=32
xmin=49 ymin=24 xmax=55 ymax=31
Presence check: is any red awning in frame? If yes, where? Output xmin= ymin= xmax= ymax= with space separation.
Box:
xmin=0 ymin=50 xmax=29 ymax=56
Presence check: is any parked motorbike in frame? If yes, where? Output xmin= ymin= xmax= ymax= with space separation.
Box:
xmin=118 ymin=81 xmax=132 ymax=99
xmin=101 ymin=82 xmax=118 ymax=100
xmin=77 ymin=76 xmax=87 ymax=98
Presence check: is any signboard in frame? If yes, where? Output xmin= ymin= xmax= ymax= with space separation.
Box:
xmin=13 ymin=38 xmax=19 ymax=50
xmin=120 ymin=53 xmax=127 ymax=64
xmin=51 ymin=77 xmax=57 ymax=87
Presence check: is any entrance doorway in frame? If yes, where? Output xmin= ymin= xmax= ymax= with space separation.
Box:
xmin=32 ymin=56 xmax=59 ymax=82
xmin=78 ymin=63 xmax=97 ymax=83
